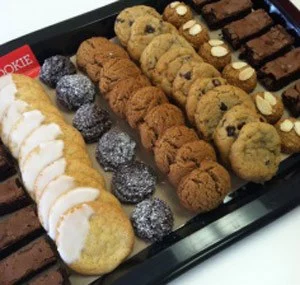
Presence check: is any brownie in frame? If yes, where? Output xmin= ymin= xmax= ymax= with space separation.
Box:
xmin=28 ymin=268 xmax=70 ymax=285
xmin=0 ymin=206 xmax=43 ymax=257
xmin=0 ymin=177 xmax=29 ymax=216
xmin=222 ymin=9 xmax=274 ymax=49
xmin=0 ymin=145 xmax=16 ymax=182
xmin=0 ymin=238 xmax=57 ymax=285
xmin=240 ymin=25 xmax=294 ymax=67
xmin=202 ymin=0 xmax=252 ymax=30
xmin=282 ymin=81 xmax=300 ymax=117
xmin=192 ymin=0 xmax=219 ymax=11
xmin=258 ymin=48 xmax=300 ymax=91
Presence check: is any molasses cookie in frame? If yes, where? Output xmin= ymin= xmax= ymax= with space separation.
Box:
xmin=177 ymin=160 xmax=231 ymax=212
xmin=127 ymin=15 xmax=177 ymax=61
xmin=168 ymin=140 xmax=216 ymax=186
xmin=99 ymin=58 xmax=141 ymax=95
xmin=198 ymin=39 xmax=231 ymax=71
xmin=56 ymin=74 xmax=95 ymax=111
xmin=195 ymin=85 xmax=254 ymax=140
xmin=96 ymin=128 xmax=136 ymax=171
xmin=107 ymin=75 xmax=150 ymax=118
xmin=72 ymin=103 xmax=112 ymax=143
xmin=154 ymin=126 xmax=198 ymax=174
xmin=139 ymin=103 xmax=185 ymax=151
xmin=131 ymin=197 xmax=174 ymax=242
xmin=114 ymin=5 xmax=161 ymax=46
xmin=213 ymin=105 xmax=263 ymax=165
xmin=140 ymin=33 xmax=194 ymax=79
xmin=112 ymin=161 xmax=157 ymax=204
xmin=40 ymin=55 xmax=76 ymax=88
xmin=152 ymin=47 xmax=202 ymax=95
xmin=179 ymin=19 xmax=210 ymax=49
xmin=186 ymin=77 xmax=227 ymax=125
xmin=126 ymin=86 xmax=168 ymax=129
xmin=275 ymin=118 xmax=300 ymax=154
xmin=253 ymin=91 xmax=284 ymax=124
xmin=172 ymin=61 xmax=220 ymax=106
xmin=229 ymin=122 xmax=281 ymax=182
xmin=163 ymin=2 xmax=193 ymax=28
xmin=222 ymin=62 xmax=257 ymax=93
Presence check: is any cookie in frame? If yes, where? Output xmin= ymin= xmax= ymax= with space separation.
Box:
xmin=172 ymin=61 xmax=220 ymax=106
xmin=275 ymin=118 xmax=300 ymax=154
xmin=56 ymin=201 xmax=134 ymax=275
xmin=154 ymin=126 xmax=198 ymax=174
xmin=127 ymin=15 xmax=177 ymax=61
xmin=186 ymin=77 xmax=227 ymax=125
xmin=213 ymin=105 xmax=263 ymax=165
xmin=282 ymin=81 xmax=300 ymax=117
xmin=179 ymin=19 xmax=210 ymax=49
xmin=153 ymin=47 xmax=202 ymax=95
xmin=177 ymin=160 xmax=231 ymax=212
xmin=168 ymin=140 xmax=216 ymax=186
xmin=76 ymin=37 xmax=129 ymax=83
xmin=222 ymin=62 xmax=257 ymax=93
xmin=126 ymin=86 xmax=168 ymax=129
xmin=40 ymin=55 xmax=76 ymax=88
xmin=140 ymin=33 xmax=194 ymax=79
xmin=198 ymin=40 xmax=231 ymax=71
xmin=111 ymin=161 xmax=157 ymax=204
xmin=96 ymin=128 xmax=136 ymax=171
xmin=131 ymin=198 xmax=173 ymax=242
xmin=99 ymin=58 xmax=141 ymax=95
xmin=139 ymin=103 xmax=185 ymax=151
xmin=56 ymin=74 xmax=95 ymax=111
xmin=194 ymin=85 xmax=255 ymax=140
xmin=114 ymin=5 xmax=161 ymax=46
xmin=162 ymin=2 xmax=193 ymax=28
xmin=229 ymin=122 xmax=281 ymax=182
xmin=72 ymin=103 xmax=112 ymax=143
xmin=107 ymin=75 xmax=150 ymax=118
xmin=253 ymin=91 xmax=284 ymax=124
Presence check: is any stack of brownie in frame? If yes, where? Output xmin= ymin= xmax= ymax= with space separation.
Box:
xmin=0 ymin=148 xmax=69 ymax=285
xmin=193 ymin=0 xmax=299 ymax=91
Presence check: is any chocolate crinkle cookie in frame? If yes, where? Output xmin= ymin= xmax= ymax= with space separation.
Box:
xmin=40 ymin=55 xmax=76 ymax=88
xmin=96 ymin=128 xmax=136 ymax=171
xmin=131 ymin=197 xmax=174 ymax=242
xmin=73 ymin=103 xmax=112 ymax=143
xmin=56 ymin=74 xmax=95 ymax=111
xmin=112 ymin=161 xmax=157 ymax=204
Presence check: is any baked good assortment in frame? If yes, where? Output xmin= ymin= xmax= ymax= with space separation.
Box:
xmin=0 ymin=74 xmax=134 ymax=276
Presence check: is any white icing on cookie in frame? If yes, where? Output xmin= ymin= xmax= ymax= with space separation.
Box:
xmin=48 ymin=187 xmax=100 ymax=240
xmin=57 ymin=204 xmax=94 ymax=264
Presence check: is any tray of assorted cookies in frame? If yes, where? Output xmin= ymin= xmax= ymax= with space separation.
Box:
xmin=0 ymin=0 xmax=299 ymax=284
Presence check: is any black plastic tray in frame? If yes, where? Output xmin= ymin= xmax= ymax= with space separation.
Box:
xmin=1 ymin=1 xmax=300 ymax=284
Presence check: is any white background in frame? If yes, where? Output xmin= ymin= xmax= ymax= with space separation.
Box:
xmin=1 ymin=1 xmax=300 ymax=284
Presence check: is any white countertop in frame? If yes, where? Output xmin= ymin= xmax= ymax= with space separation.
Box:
xmin=1 ymin=1 xmax=299 ymax=284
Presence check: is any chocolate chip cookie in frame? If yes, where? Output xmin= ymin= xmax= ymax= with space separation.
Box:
xmin=229 ymin=122 xmax=281 ymax=182
xmin=172 ymin=61 xmax=220 ymax=107
xmin=114 ymin=5 xmax=161 ymax=46
xmin=186 ymin=77 xmax=227 ymax=125
xmin=195 ymin=85 xmax=255 ymax=140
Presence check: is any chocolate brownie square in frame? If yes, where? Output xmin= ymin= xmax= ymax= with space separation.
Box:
xmin=240 ymin=25 xmax=294 ymax=67
xmin=0 ymin=145 xmax=16 ymax=182
xmin=192 ymin=0 xmax=219 ymax=12
xmin=0 ymin=206 xmax=43 ymax=256
xmin=0 ymin=177 xmax=29 ymax=215
xmin=282 ymin=81 xmax=300 ymax=117
xmin=202 ymin=0 xmax=253 ymax=30
xmin=258 ymin=48 xmax=300 ymax=91
xmin=28 ymin=268 xmax=70 ymax=285
xmin=222 ymin=9 xmax=274 ymax=49
xmin=0 ymin=238 xmax=57 ymax=285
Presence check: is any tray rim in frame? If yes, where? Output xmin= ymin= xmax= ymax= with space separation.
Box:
xmin=0 ymin=0 xmax=300 ymax=284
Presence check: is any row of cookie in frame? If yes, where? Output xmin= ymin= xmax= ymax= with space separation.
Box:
xmin=0 ymin=74 xmax=134 ymax=275
xmin=76 ymin=36 xmax=232 ymax=213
